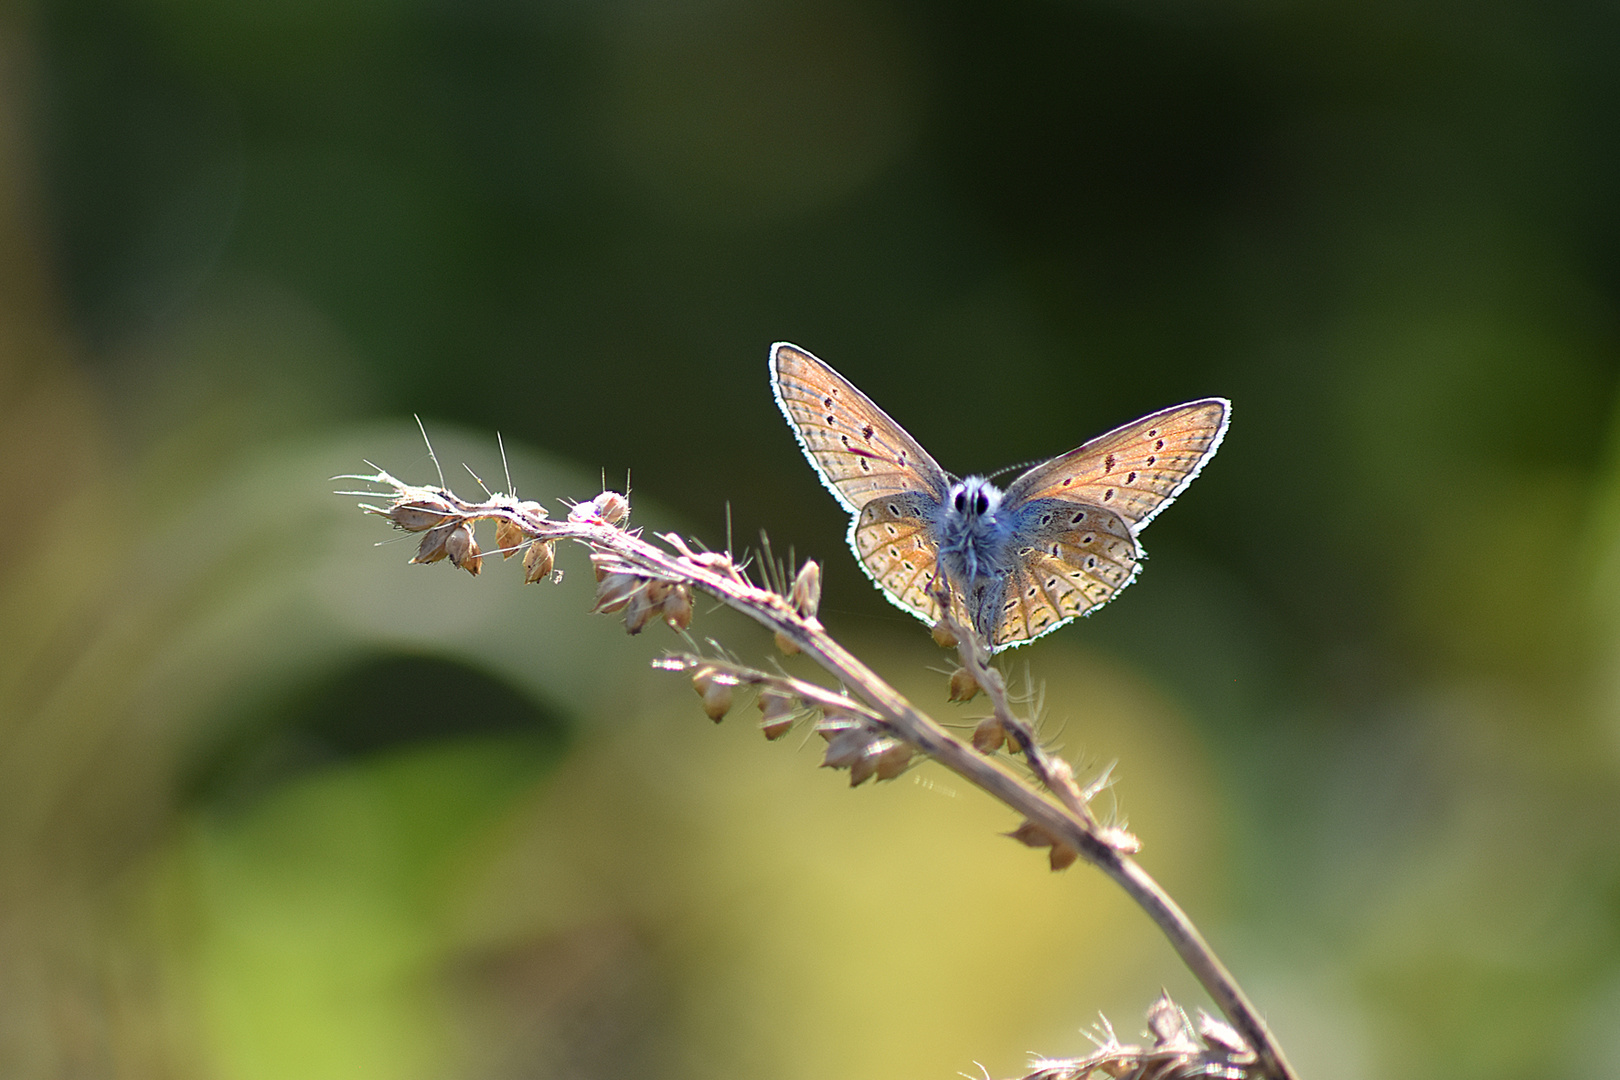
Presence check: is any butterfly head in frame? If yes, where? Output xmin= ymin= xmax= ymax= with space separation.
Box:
xmin=947 ymin=476 xmax=1003 ymax=524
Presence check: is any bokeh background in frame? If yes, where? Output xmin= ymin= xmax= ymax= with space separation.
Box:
xmin=4 ymin=1 xmax=1620 ymax=1078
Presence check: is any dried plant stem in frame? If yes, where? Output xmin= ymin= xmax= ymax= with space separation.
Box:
xmin=345 ymin=470 xmax=1298 ymax=1080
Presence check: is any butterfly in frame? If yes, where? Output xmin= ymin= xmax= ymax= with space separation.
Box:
xmin=769 ymin=342 xmax=1229 ymax=651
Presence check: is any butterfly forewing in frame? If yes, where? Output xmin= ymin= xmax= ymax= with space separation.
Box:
xmin=770 ymin=343 xmax=950 ymax=513
xmin=1003 ymin=399 xmax=1229 ymax=532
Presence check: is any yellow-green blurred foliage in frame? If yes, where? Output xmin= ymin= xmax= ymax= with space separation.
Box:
xmin=4 ymin=1 xmax=1620 ymax=1079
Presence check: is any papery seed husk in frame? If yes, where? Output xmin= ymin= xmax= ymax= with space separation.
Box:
xmin=661 ymin=584 xmax=693 ymax=630
xmin=523 ymin=540 xmax=556 ymax=583
xmin=1048 ymin=843 xmax=1079 ymax=871
xmin=389 ymin=496 xmax=456 ymax=531
xmin=760 ymin=716 xmax=794 ymax=741
xmin=643 ymin=579 xmax=672 ymax=604
xmin=820 ymin=728 xmax=869 ymax=769
xmin=773 ymin=630 xmax=800 ymax=656
xmin=874 ymin=740 xmax=914 ymax=780
xmin=594 ymin=573 xmax=639 ymax=613
xmin=930 ymin=619 xmax=958 ymax=648
xmin=971 ymin=717 xmax=1007 ymax=754
xmin=848 ymin=752 xmax=879 ymax=787
xmin=756 ymin=690 xmax=796 ymax=721
xmin=593 ymin=491 xmax=630 ymax=524
xmin=494 ymin=518 xmax=526 ymax=556
xmin=691 ymin=666 xmax=735 ymax=721
xmin=623 ymin=587 xmax=657 ymax=634
xmin=948 ymin=666 xmax=980 ymax=702
xmin=589 ymin=551 xmax=618 ymax=582
xmin=444 ymin=524 xmax=482 ymax=575
xmin=1008 ymin=820 xmax=1057 ymax=849
xmin=413 ymin=523 xmax=455 ymax=564
xmin=790 ymin=559 xmax=822 ymax=618
xmin=702 ymin=680 xmax=733 ymax=721
xmin=517 ymin=499 xmax=548 ymax=520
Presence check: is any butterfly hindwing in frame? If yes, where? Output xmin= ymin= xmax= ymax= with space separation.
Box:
xmin=992 ymin=501 xmax=1139 ymax=646
xmin=770 ymin=343 xmax=951 ymax=513
xmin=1003 ymin=399 xmax=1229 ymax=532
xmin=850 ymin=492 xmax=942 ymax=625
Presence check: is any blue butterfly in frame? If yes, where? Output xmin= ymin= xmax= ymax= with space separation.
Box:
xmin=770 ymin=343 xmax=1229 ymax=650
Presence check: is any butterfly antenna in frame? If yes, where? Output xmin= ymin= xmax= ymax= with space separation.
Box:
xmin=498 ymin=432 xmax=514 ymax=495
xmin=987 ymin=457 xmax=1043 ymax=482
xmin=725 ymin=502 xmax=735 ymax=560
xmin=415 ymin=415 xmax=447 ymax=488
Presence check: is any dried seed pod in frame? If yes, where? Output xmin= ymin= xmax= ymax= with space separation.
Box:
xmin=790 ymin=559 xmax=822 ymax=619
xmin=774 ymin=630 xmax=800 ymax=656
xmin=522 ymin=540 xmax=556 ymax=583
xmin=1048 ymin=843 xmax=1079 ymax=871
xmin=383 ymin=492 xmax=456 ymax=531
xmin=848 ymin=748 xmax=880 ymax=787
xmin=971 ymin=717 xmax=1007 ymax=754
xmin=494 ymin=517 xmax=527 ymax=556
xmin=622 ymin=586 xmax=658 ymax=634
xmin=1008 ymin=819 xmax=1059 ymax=849
xmin=874 ymin=740 xmax=915 ymax=780
xmin=660 ymin=584 xmax=693 ymax=630
xmin=756 ymin=690 xmax=798 ymax=738
xmin=443 ymin=524 xmax=482 ymax=575
xmin=820 ymin=727 xmax=871 ymax=769
xmin=593 ymin=573 xmax=640 ymax=613
xmin=691 ymin=666 xmax=734 ymax=721
xmin=413 ymin=522 xmax=456 ymax=564
xmin=930 ymin=619 xmax=959 ymax=649
xmin=757 ymin=689 xmax=796 ymax=720
xmin=1008 ymin=819 xmax=1080 ymax=871
xmin=517 ymin=499 xmax=549 ymax=520
xmin=589 ymin=551 xmax=616 ymax=582
xmin=592 ymin=491 xmax=630 ymax=524
xmin=947 ymin=666 xmax=980 ymax=702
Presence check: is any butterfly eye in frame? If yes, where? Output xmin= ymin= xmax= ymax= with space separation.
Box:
xmin=973 ymin=491 xmax=990 ymax=516
xmin=953 ymin=490 xmax=966 ymax=514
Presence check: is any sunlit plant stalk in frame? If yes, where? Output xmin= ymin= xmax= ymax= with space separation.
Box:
xmin=339 ymin=465 xmax=1300 ymax=1080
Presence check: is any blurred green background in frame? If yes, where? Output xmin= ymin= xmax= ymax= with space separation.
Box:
xmin=4 ymin=0 xmax=1619 ymax=1078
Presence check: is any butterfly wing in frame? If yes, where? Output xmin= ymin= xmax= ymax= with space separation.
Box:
xmin=1002 ymin=399 xmax=1230 ymax=531
xmin=989 ymin=501 xmax=1140 ymax=648
xmin=770 ymin=342 xmax=953 ymax=626
xmin=850 ymin=491 xmax=946 ymax=626
xmin=987 ymin=398 xmax=1228 ymax=648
